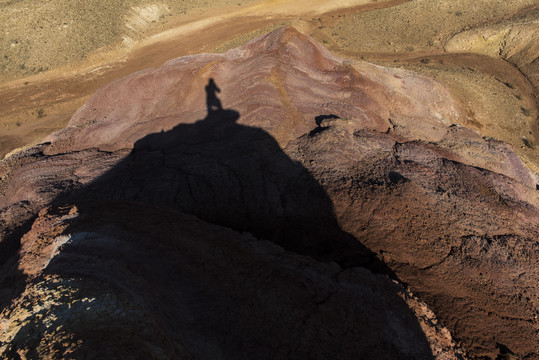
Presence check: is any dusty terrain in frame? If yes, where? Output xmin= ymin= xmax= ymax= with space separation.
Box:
xmin=1 ymin=26 xmax=538 ymax=359
xmin=1 ymin=0 xmax=537 ymax=172
xmin=0 ymin=1 xmax=538 ymax=359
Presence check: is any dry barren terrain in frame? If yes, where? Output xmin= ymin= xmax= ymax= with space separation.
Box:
xmin=0 ymin=0 xmax=537 ymax=176
xmin=0 ymin=1 xmax=538 ymax=359
xmin=1 ymin=0 xmax=538 ymax=174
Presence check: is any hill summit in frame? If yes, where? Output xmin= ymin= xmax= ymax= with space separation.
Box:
xmin=0 ymin=27 xmax=537 ymax=359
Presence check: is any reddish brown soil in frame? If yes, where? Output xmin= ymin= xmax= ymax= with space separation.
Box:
xmin=1 ymin=28 xmax=537 ymax=359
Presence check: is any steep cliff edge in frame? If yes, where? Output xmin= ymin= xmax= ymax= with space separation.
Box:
xmin=0 ymin=27 xmax=537 ymax=359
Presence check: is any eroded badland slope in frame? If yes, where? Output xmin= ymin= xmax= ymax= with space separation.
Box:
xmin=0 ymin=1 xmax=538 ymax=359
xmin=1 ymin=0 xmax=538 ymax=171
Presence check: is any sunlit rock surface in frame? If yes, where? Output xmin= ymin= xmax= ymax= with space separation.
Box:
xmin=0 ymin=27 xmax=537 ymax=359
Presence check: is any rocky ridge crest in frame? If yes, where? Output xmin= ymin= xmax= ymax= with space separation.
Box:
xmin=0 ymin=27 xmax=537 ymax=359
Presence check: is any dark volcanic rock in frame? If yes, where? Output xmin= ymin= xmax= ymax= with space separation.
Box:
xmin=0 ymin=27 xmax=538 ymax=359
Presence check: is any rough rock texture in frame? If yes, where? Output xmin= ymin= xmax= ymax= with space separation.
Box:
xmin=0 ymin=27 xmax=538 ymax=359
xmin=1 ymin=202 xmax=464 ymax=359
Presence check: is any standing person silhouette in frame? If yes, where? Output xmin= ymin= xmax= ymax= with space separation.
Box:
xmin=205 ymin=78 xmax=223 ymax=114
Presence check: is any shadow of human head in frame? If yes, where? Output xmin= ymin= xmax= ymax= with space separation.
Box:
xmin=205 ymin=77 xmax=223 ymax=114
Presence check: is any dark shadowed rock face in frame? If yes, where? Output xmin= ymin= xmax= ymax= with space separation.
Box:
xmin=2 ymin=203 xmax=457 ymax=359
xmin=0 ymin=26 xmax=538 ymax=359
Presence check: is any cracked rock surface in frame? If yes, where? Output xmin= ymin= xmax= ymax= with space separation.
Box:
xmin=0 ymin=27 xmax=537 ymax=359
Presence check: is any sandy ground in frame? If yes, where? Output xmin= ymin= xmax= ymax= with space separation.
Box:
xmin=0 ymin=0 xmax=537 ymax=174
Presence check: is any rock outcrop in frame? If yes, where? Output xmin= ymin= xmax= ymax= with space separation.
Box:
xmin=2 ymin=202 xmax=465 ymax=359
xmin=0 ymin=27 xmax=537 ymax=359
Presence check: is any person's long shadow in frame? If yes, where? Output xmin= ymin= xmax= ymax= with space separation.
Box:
xmin=0 ymin=78 xmax=439 ymax=358
xmin=66 ymin=79 xmax=394 ymax=275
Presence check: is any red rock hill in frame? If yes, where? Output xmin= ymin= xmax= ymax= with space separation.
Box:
xmin=0 ymin=27 xmax=537 ymax=359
